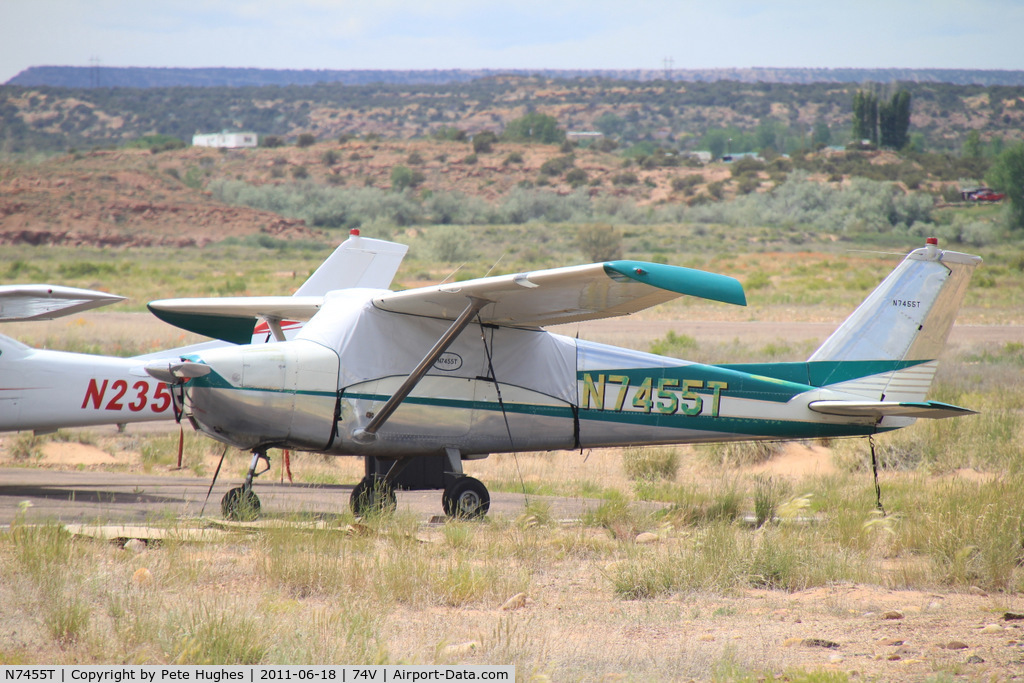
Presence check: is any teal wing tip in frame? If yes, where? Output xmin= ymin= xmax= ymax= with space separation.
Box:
xmin=147 ymin=303 xmax=255 ymax=345
xmin=604 ymin=261 xmax=747 ymax=306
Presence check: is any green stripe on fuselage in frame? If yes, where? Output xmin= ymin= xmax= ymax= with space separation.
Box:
xmin=187 ymin=370 xmax=885 ymax=441
xmin=714 ymin=359 xmax=930 ymax=387
xmin=345 ymin=390 xmax=884 ymax=439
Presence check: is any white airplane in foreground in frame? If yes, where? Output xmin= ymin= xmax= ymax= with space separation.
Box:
xmin=120 ymin=236 xmax=978 ymax=520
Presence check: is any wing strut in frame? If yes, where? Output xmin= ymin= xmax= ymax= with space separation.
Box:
xmin=352 ymin=297 xmax=489 ymax=443
xmin=265 ymin=317 xmax=286 ymax=342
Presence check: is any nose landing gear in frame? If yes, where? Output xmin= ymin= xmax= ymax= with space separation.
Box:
xmin=221 ymin=449 xmax=270 ymax=521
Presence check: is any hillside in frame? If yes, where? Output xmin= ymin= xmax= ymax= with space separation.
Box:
xmin=10 ymin=66 xmax=1024 ymax=88
xmin=2 ymin=76 xmax=1023 ymax=155
xmin=0 ymin=148 xmax=318 ymax=247
xmin=0 ymin=136 xmax=995 ymax=249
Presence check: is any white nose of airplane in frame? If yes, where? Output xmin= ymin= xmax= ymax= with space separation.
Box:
xmin=147 ymin=340 xmax=341 ymax=452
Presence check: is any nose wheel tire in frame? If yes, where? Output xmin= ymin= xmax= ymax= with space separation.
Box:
xmin=221 ymin=487 xmax=261 ymax=521
xmin=442 ymin=476 xmax=490 ymax=519
xmin=350 ymin=475 xmax=398 ymax=517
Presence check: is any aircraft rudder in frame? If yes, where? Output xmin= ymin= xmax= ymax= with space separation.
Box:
xmin=294 ymin=229 xmax=409 ymax=295
xmin=808 ymin=239 xmax=981 ymax=365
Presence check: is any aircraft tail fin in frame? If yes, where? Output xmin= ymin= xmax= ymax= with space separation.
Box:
xmin=807 ymin=239 xmax=981 ymax=402
xmin=295 ymin=230 xmax=408 ymax=296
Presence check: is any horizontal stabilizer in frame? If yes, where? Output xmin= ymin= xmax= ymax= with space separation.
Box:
xmin=0 ymin=285 xmax=125 ymax=321
xmin=374 ymin=260 xmax=747 ymax=327
xmin=808 ymin=399 xmax=977 ymax=419
xmin=147 ymin=296 xmax=323 ymax=344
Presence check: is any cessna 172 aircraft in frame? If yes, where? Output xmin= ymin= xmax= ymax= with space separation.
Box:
xmin=127 ymin=236 xmax=980 ymax=520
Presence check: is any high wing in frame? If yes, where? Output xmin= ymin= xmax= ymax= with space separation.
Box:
xmin=149 ymin=260 xmax=746 ymax=343
xmin=373 ymin=260 xmax=747 ymax=327
xmin=0 ymin=285 xmax=125 ymax=322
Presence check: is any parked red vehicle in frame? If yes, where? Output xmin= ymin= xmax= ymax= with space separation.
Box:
xmin=972 ymin=188 xmax=1006 ymax=202
xmin=962 ymin=187 xmax=1006 ymax=202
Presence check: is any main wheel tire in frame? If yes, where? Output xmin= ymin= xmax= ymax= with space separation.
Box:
xmin=349 ymin=475 xmax=397 ymax=517
xmin=442 ymin=476 xmax=490 ymax=519
xmin=221 ymin=486 xmax=261 ymax=521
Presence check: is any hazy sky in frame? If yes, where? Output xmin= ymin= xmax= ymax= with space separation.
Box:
xmin=2 ymin=0 xmax=1022 ymax=83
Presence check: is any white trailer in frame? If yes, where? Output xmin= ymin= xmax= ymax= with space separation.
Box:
xmin=192 ymin=132 xmax=258 ymax=148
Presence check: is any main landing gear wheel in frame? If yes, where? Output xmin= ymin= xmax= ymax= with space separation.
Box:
xmin=350 ymin=475 xmax=397 ymax=517
xmin=442 ymin=476 xmax=490 ymax=519
xmin=221 ymin=487 xmax=261 ymax=521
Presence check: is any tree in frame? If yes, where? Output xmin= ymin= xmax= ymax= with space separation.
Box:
xmin=812 ymin=120 xmax=832 ymax=148
xmin=390 ymin=165 xmax=422 ymax=192
xmin=502 ymin=112 xmax=565 ymax=145
xmin=986 ymin=142 xmax=1024 ymax=230
xmin=852 ymin=90 xmax=878 ymax=144
xmin=755 ymin=118 xmax=786 ymax=154
xmin=989 ymin=135 xmax=1005 ymax=158
xmin=878 ymin=90 xmax=911 ymax=149
xmin=963 ymin=130 xmax=983 ymax=159
xmin=594 ymin=112 xmax=626 ymax=138
xmin=702 ymin=129 xmax=730 ymax=159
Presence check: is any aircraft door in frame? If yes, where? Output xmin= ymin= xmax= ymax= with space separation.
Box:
xmin=339 ymin=374 xmax=474 ymax=456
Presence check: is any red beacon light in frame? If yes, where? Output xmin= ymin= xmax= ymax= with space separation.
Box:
xmin=350 ymin=228 xmax=361 ymax=236
xmin=926 ymin=237 xmax=938 ymax=246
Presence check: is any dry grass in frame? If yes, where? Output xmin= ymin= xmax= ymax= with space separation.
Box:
xmin=3 ymin=472 xmax=1024 ymax=678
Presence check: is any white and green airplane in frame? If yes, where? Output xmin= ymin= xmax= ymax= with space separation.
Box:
xmin=137 ymin=237 xmax=981 ymax=520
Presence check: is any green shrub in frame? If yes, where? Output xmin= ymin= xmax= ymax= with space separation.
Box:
xmin=502 ymin=113 xmax=565 ymax=144
xmin=649 ymin=331 xmax=698 ymax=357
xmin=696 ymin=440 xmax=784 ymax=468
xmin=427 ymin=225 xmax=474 ymax=262
xmin=540 ymin=155 xmax=575 ymax=177
xmin=576 ymin=223 xmax=622 ymax=261
xmin=565 ymin=168 xmax=589 ymax=187
xmin=471 ymin=131 xmax=498 ymax=154
xmin=623 ymin=447 xmax=680 ymax=481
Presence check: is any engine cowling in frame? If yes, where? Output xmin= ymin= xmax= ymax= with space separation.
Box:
xmin=181 ymin=340 xmax=340 ymax=451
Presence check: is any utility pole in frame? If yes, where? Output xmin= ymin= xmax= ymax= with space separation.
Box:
xmin=662 ymin=57 xmax=674 ymax=81
xmin=89 ymin=56 xmax=101 ymax=88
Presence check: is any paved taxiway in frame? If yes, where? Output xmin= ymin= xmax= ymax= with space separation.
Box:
xmin=0 ymin=468 xmax=607 ymax=526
